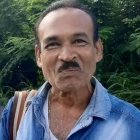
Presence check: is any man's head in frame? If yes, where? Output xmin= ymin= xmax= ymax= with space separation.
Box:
xmin=35 ymin=0 xmax=99 ymax=46
xmin=35 ymin=0 xmax=103 ymax=92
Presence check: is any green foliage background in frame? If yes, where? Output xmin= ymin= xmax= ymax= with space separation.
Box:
xmin=0 ymin=0 xmax=140 ymax=107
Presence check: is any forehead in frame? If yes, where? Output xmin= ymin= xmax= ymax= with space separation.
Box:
xmin=38 ymin=8 xmax=94 ymax=40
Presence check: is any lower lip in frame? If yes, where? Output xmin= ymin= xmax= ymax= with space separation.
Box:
xmin=63 ymin=67 xmax=80 ymax=71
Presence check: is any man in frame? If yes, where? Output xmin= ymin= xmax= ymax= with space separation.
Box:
xmin=1 ymin=0 xmax=140 ymax=140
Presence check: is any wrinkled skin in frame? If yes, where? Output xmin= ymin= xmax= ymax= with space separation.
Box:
xmin=35 ymin=8 xmax=103 ymax=93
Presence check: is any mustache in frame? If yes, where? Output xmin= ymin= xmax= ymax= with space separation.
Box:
xmin=58 ymin=61 xmax=80 ymax=72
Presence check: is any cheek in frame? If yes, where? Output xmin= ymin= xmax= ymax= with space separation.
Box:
xmin=40 ymin=55 xmax=51 ymax=76
xmin=82 ymin=51 xmax=97 ymax=73
xmin=83 ymin=49 xmax=96 ymax=63
xmin=41 ymin=54 xmax=57 ymax=79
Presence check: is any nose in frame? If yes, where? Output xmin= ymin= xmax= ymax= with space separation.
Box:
xmin=58 ymin=46 xmax=77 ymax=62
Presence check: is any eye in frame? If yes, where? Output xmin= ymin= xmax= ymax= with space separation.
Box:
xmin=74 ymin=39 xmax=87 ymax=46
xmin=45 ymin=42 xmax=60 ymax=50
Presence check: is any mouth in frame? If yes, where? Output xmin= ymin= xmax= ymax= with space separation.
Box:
xmin=65 ymin=67 xmax=80 ymax=72
xmin=59 ymin=67 xmax=81 ymax=73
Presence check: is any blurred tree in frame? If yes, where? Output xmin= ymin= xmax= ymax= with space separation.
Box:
xmin=0 ymin=0 xmax=140 ymax=106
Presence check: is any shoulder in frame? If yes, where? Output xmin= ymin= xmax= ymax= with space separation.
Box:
xmin=0 ymin=97 xmax=14 ymax=139
xmin=1 ymin=97 xmax=14 ymax=119
xmin=108 ymin=93 xmax=140 ymax=125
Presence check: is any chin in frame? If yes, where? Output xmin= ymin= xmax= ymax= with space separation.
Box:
xmin=56 ymin=79 xmax=84 ymax=92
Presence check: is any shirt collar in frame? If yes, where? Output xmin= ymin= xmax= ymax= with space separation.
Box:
xmin=34 ymin=77 xmax=111 ymax=120
xmin=87 ymin=77 xmax=111 ymax=120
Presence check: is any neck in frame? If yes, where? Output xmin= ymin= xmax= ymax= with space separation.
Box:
xmin=50 ymin=84 xmax=94 ymax=110
xmin=48 ymin=84 xmax=94 ymax=140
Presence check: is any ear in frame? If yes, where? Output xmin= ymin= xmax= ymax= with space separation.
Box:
xmin=35 ymin=44 xmax=42 ymax=68
xmin=95 ymin=39 xmax=103 ymax=63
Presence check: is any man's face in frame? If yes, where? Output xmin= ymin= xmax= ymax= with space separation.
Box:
xmin=36 ymin=8 xmax=102 ymax=92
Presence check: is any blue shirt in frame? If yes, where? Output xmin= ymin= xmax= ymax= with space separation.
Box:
xmin=1 ymin=77 xmax=140 ymax=140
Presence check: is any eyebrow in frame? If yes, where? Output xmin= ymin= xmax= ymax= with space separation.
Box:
xmin=43 ymin=36 xmax=60 ymax=44
xmin=73 ymin=33 xmax=89 ymax=39
xmin=43 ymin=32 xmax=89 ymax=44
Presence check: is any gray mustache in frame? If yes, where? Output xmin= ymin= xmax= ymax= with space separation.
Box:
xmin=58 ymin=61 xmax=80 ymax=72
